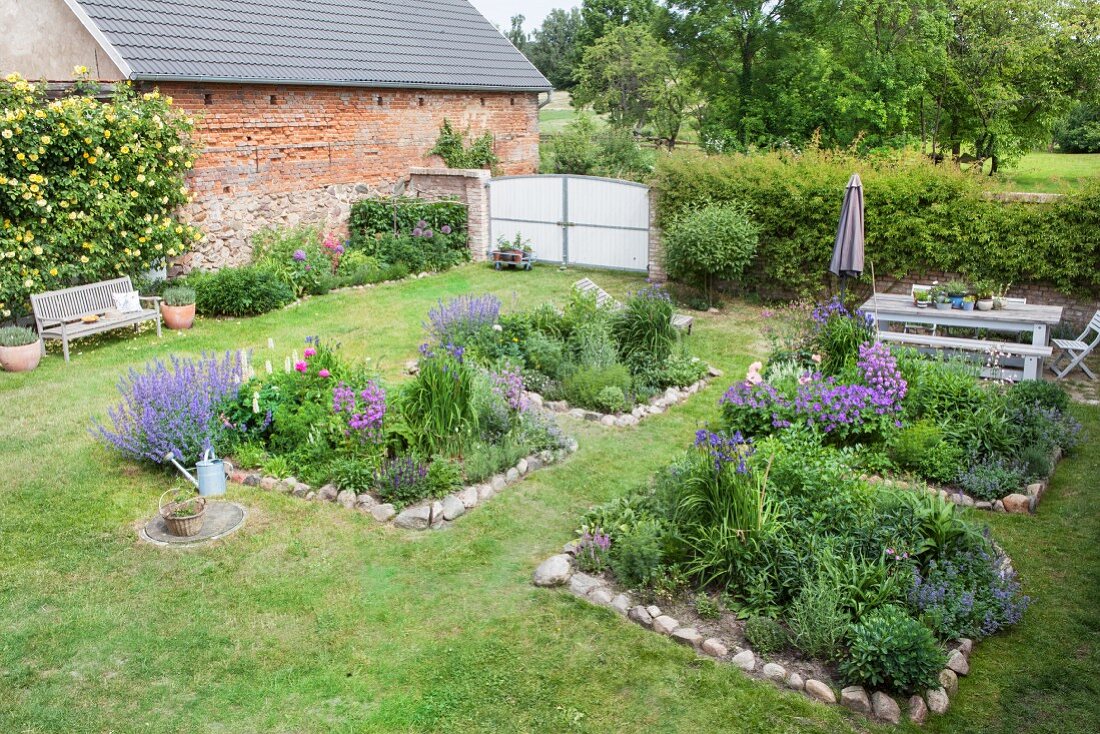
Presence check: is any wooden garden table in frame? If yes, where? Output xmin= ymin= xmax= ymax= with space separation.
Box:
xmin=860 ymin=293 xmax=1063 ymax=378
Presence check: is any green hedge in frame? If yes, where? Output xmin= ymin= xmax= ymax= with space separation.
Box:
xmin=652 ymin=150 xmax=1100 ymax=298
xmin=348 ymin=197 xmax=467 ymax=246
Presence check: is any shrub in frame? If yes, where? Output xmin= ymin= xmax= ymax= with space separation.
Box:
xmin=426 ymin=457 xmax=463 ymax=497
xmin=0 ymin=73 xmax=200 ymax=318
xmin=93 ymin=352 xmax=244 ymax=465
xmin=909 ymin=550 xmax=1030 ymax=640
xmin=744 ymin=615 xmax=788 ymax=656
xmin=612 ymin=284 xmax=677 ymax=371
xmin=662 ymin=202 xmax=759 ymax=306
xmin=787 ymin=575 xmax=850 ymax=660
xmin=329 ymin=457 xmax=378 ymax=493
xmin=956 ymin=457 xmax=1026 ymax=501
xmin=694 ymin=594 xmax=722 ymax=620
xmin=430 ymin=119 xmax=497 ymax=169
xmin=424 ymin=294 xmax=501 ymax=349
xmin=1007 ymin=379 xmax=1071 ymax=413
xmin=523 ymin=331 xmax=570 ymax=380
xmin=594 ymin=385 xmax=628 ymax=413
xmin=233 ymin=442 xmax=268 ymax=469
xmin=0 ymin=325 xmax=37 ymax=346
xmin=161 ymin=286 xmax=195 ymax=307
xmin=839 ymin=605 xmax=946 ymax=694
xmin=367 ymin=232 xmax=468 ymax=273
xmin=569 ymin=321 xmax=619 ymax=370
xmin=609 ymin=517 xmax=666 ymax=588
xmin=191 ymin=267 xmax=294 ymax=317
xmin=563 ymin=364 xmax=633 ymax=410
xmin=251 ymin=226 xmax=331 ymax=297
xmin=373 ymin=456 xmax=431 ymax=507
xmin=1054 ymin=103 xmax=1100 ymax=153
xmin=811 ymin=298 xmax=875 ymax=374
xmin=541 ymin=114 xmax=653 ymax=180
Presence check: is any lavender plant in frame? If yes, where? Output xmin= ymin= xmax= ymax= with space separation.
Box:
xmin=424 ymin=294 xmax=501 ymax=348
xmin=373 ymin=456 xmax=430 ymax=506
xmin=93 ymin=351 xmax=244 ymax=465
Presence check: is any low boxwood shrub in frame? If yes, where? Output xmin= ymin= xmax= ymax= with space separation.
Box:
xmin=744 ymin=615 xmax=788 ymax=656
xmin=190 ymin=267 xmax=295 ymax=317
xmin=839 ymin=605 xmax=946 ymax=694
xmin=563 ymin=364 xmax=633 ymax=411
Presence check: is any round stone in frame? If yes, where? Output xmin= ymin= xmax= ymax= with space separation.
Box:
xmin=805 ymin=679 xmax=836 ymax=704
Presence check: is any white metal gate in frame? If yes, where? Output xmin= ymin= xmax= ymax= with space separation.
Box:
xmin=488 ymin=175 xmax=650 ymax=272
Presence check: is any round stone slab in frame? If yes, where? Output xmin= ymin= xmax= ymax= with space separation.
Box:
xmin=141 ymin=502 xmax=247 ymax=547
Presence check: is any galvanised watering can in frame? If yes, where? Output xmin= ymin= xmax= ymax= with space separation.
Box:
xmin=166 ymin=449 xmax=227 ymax=497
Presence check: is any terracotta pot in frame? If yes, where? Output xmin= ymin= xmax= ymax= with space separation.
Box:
xmin=0 ymin=340 xmax=42 ymax=372
xmin=161 ymin=303 xmax=196 ymax=330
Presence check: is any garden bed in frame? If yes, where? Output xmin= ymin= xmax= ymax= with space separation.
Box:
xmin=534 ymin=545 xmax=998 ymax=725
xmin=537 ymin=369 xmax=719 ymax=428
xmin=227 ymin=435 xmax=577 ymax=530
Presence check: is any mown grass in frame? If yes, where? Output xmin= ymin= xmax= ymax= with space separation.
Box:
xmin=0 ymin=263 xmax=1096 ymax=732
xmin=987 ymin=152 xmax=1100 ymax=194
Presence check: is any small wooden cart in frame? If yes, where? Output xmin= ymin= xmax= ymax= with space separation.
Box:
xmin=492 ymin=249 xmax=535 ymax=271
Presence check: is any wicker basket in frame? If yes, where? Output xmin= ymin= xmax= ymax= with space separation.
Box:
xmin=160 ymin=490 xmax=206 ymax=537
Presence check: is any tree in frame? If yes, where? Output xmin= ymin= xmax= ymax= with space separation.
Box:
xmin=573 ymin=24 xmax=695 ymax=147
xmin=526 ymin=8 xmax=585 ymax=88
xmin=506 ymin=14 xmax=528 ymax=51
xmin=578 ymin=0 xmax=660 ymax=46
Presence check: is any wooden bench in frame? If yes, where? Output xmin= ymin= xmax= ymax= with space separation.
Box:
xmin=573 ymin=278 xmax=694 ymax=334
xmin=30 ymin=277 xmax=161 ymax=362
xmin=878 ymin=331 xmax=1052 ymax=381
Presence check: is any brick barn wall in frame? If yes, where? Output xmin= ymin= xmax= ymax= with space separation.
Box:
xmin=153 ymin=82 xmax=540 ymax=270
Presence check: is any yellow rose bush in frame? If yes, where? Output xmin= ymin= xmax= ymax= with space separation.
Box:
xmin=0 ymin=72 xmax=201 ymax=317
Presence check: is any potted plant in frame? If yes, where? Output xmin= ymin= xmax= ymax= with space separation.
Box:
xmin=159 ymin=486 xmax=206 ymax=537
xmin=914 ymin=290 xmax=931 ymax=309
xmin=974 ymin=280 xmax=995 ymax=311
xmin=992 ymin=282 xmax=1012 ymax=310
xmin=0 ymin=326 xmax=43 ymax=373
xmin=944 ymin=280 xmax=969 ymax=309
xmin=161 ymin=286 xmax=196 ymax=330
xmin=492 ymin=233 xmax=535 ymax=270
xmin=961 ymin=294 xmax=977 ymax=311
xmin=930 ymin=285 xmax=952 ymax=311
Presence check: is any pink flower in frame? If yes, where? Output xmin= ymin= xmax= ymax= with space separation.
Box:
xmin=294 ymin=361 xmax=307 ymax=373
xmin=304 ymin=347 xmax=316 ymax=358
xmin=319 ymin=369 xmax=331 ymax=378
xmin=811 ymin=354 xmax=822 ymax=364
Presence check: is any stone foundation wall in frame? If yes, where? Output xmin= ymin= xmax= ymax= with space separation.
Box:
xmin=153 ymin=81 xmax=540 ymax=271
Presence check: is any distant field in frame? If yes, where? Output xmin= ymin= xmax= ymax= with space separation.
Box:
xmin=990 ymin=152 xmax=1100 ymax=193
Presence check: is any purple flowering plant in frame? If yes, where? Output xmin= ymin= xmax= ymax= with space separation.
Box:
xmin=491 ymin=365 xmax=527 ymax=412
xmin=93 ymin=351 xmax=245 ymax=465
xmin=333 ymin=379 xmax=387 ymax=445
xmin=424 ymin=293 xmax=502 ymax=351
xmin=575 ymin=528 xmax=612 ymax=573
xmin=373 ymin=456 xmax=430 ymax=506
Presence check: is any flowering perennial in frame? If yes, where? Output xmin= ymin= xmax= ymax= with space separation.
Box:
xmin=93 ymin=351 xmax=244 ymax=464
xmin=491 ymin=366 xmax=527 ymax=412
xmin=333 ymin=380 xmax=387 ymax=440
xmin=694 ymin=429 xmax=754 ymax=473
xmin=425 ymin=294 xmax=501 ymax=346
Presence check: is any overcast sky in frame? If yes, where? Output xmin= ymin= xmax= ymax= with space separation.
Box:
xmin=470 ymin=0 xmax=576 ymax=33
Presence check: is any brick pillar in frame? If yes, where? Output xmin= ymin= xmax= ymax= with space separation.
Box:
xmin=647 ymin=188 xmax=667 ymax=282
xmin=408 ymin=167 xmax=492 ymax=262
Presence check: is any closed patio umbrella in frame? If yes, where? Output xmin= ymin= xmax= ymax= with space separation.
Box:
xmin=829 ymin=173 xmax=865 ymax=292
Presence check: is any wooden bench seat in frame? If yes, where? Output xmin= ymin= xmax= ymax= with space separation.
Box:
xmin=31 ymin=276 xmax=161 ymax=362
xmin=878 ymin=330 xmax=1052 ymax=381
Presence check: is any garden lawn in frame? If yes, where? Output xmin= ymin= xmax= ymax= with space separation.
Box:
xmin=0 ymin=263 xmax=1097 ymax=733
xmin=986 ymin=152 xmax=1100 ymax=193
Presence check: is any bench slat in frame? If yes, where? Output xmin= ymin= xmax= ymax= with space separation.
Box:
xmin=878 ymin=330 xmax=1052 ymax=357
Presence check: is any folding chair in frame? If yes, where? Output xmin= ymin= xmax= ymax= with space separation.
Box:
xmin=903 ymin=284 xmax=937 ymax=336
xmin=1051 ymin=310 xmax=1100 ymax=380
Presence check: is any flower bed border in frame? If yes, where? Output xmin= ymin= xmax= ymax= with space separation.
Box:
xmin=535 ymin=366 xmax=723 ymax=428
xmin=865 ymin=445 xmax=1063 ymax=515
xmin=228 ymin=437 xmax=578 ymax=531
xmin=532 ymin=544 xmax=1008 ymax=725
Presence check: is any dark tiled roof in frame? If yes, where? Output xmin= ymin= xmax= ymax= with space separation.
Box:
xmin=73 ymin=0 xmax=551 ymax=90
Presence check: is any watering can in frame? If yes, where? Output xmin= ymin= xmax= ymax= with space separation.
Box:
xmin=165 ymin=449 xmax=227 ymax=497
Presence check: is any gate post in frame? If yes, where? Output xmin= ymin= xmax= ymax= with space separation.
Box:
xmin=647 ymin=188 xmax=667 ymax=282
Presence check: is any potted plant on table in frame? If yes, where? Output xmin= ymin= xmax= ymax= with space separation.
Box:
xmin=961 ymin=294 xmax=977 ymax=311
xmin=161 ymin=286 xmax=197 ymax=330
xmin=0 ymin=326 xmax=43 ymax=373
xmin=492 ymin=233 xmax=535 ymax=270
xmin=974 ymin=280 xmax=995 ymax=311
xmin=992 ymin=282 xmax=1012 ymax=310
xmin=930 ymin=285 xmax=952 ymax=311
xmin=159 ymin=486 xmax=206 ymax=537
xmin=944 ymin=280 xmax=969 ymax=309
xmin=914 ymin=290 xmax=931 ymax=309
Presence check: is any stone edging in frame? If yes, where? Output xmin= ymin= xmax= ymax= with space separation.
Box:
xmin=532 ymin=545 xmax=1002 ymax=726
xmin=535 ymin=366 xmax=723 ymax=428
xmin=864 ymin=445 xmax=1062 ymax=515
xmin=227 ymin=438 xmax=578 ymax=531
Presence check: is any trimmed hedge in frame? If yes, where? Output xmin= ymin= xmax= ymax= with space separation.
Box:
xmin=348 ymin=197 xmax=467 ymax=246
xmin=652 ymin=150 xmax=1100 ymax=298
